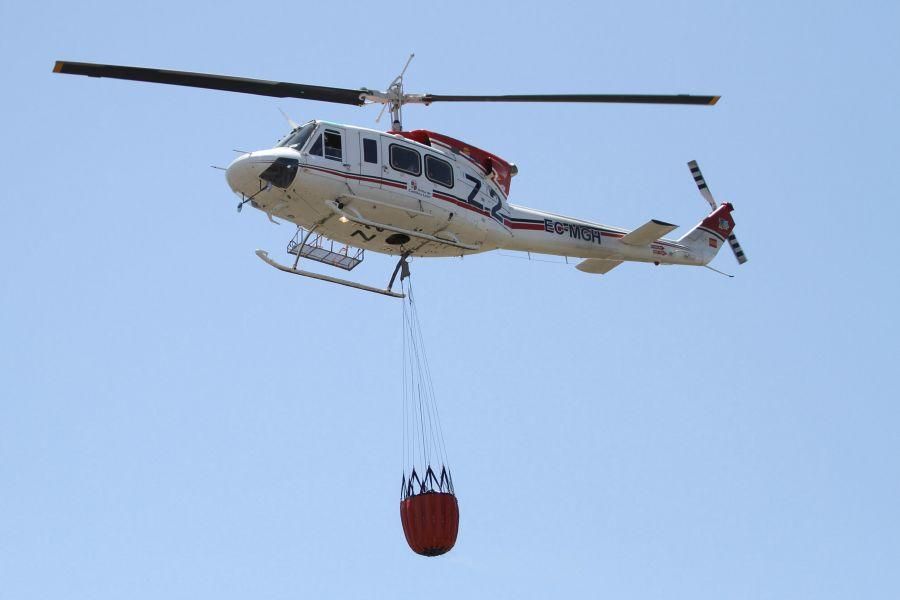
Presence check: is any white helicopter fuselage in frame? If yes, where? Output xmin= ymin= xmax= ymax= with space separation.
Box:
xmin=226 ymin=120 xmax=734 ymax=272
xmin=51 ymin=59 xmax=744 ymax=288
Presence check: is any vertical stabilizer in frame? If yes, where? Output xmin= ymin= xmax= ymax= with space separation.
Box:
xmin=678 ymin=203 xmax=736 ymax=263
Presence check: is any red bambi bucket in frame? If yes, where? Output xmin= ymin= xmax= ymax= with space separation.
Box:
xmin=400 ymin=492 xmax=459 ymax=557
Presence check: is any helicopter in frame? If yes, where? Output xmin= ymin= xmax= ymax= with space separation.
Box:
xmin=53 ymin=56 xmax=747 ymax=298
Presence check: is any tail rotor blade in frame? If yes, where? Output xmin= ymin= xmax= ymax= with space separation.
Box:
xmin=687 ymin=160 xmax=717 ymax=211
xmin=728 ymin=233 xmax=748 ymax=264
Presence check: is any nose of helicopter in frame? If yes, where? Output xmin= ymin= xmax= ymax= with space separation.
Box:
xmin=226 ymin=149 xmax=300 ymax=197
xmin=225 ymin=153 xmax=258 ymax=197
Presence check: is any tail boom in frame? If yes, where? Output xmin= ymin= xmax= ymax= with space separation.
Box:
xmin=496 ymin=200 xmax=739 ymax=272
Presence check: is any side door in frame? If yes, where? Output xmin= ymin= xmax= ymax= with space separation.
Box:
xmin=381 ymin=138 xmax=426 ymax=205
xmin=357 ymin=132 xmax=382 ymax=190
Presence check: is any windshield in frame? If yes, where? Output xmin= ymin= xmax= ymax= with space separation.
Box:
xmin=276 ymin=122 xmax=316 ymax=150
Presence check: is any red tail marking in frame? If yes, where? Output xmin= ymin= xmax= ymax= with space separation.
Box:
xmin=700 ymin=203 xmax=735 ymax=240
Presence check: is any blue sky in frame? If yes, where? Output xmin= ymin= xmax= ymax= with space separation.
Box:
xmin=2 ymin=1 xmax=898 ymax=598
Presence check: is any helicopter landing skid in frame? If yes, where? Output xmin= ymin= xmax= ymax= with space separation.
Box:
xmin=255 ymin=250 xmax=406 ymax=299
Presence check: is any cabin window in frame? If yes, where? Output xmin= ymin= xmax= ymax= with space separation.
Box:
xmin=323 ymin=130 xmax=343 ymax=161
xmin=425 ymin=155 xmax=454 ymax=188
xmin=390 ymin=144 xmax=421 ymax=176
xmin=363 ymin=138 xmax=378 ymax=164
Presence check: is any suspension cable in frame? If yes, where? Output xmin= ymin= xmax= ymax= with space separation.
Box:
xmin=400 ymin=272 xmax=452 ymax=497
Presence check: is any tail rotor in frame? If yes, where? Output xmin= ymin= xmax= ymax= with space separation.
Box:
xmin=727 ymin=233 xmax=747 ymax=265
xmin=687 ymin=160 xmax=748 ymax=265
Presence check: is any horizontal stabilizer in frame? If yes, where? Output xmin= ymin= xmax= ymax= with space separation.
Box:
xmin=576 ymin=259 xmax=623 ymax=274
xmin=620 ymin=219 xmax=678 ymax=246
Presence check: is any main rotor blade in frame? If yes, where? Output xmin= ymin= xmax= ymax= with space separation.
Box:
xmin=53 ymin=61 xmax=368 ymax=106
xmin=420 ymin=93 xmax=719 ymax=105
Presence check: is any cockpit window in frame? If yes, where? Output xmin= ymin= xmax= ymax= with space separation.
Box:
xmin=306 ymin=129 xmax=342 ymax=161
xmin=277 ymin=122 xmax=316 ymax=150
xmin=308 ymin=134 xmax=323 ymax=156
xmin=323 ymin=130 xmax=342 ymax=161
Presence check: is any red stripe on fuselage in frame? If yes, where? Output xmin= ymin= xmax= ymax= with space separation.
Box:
xmin=304 ymin=164 xmax=407 ymax=190
xmin=504 ymin=220 xmax=544 ymax=230
xmin=432 ymin=190 xmax=490 ymax=218
xmin=300 ymin=164 xmax=683 ymax=244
